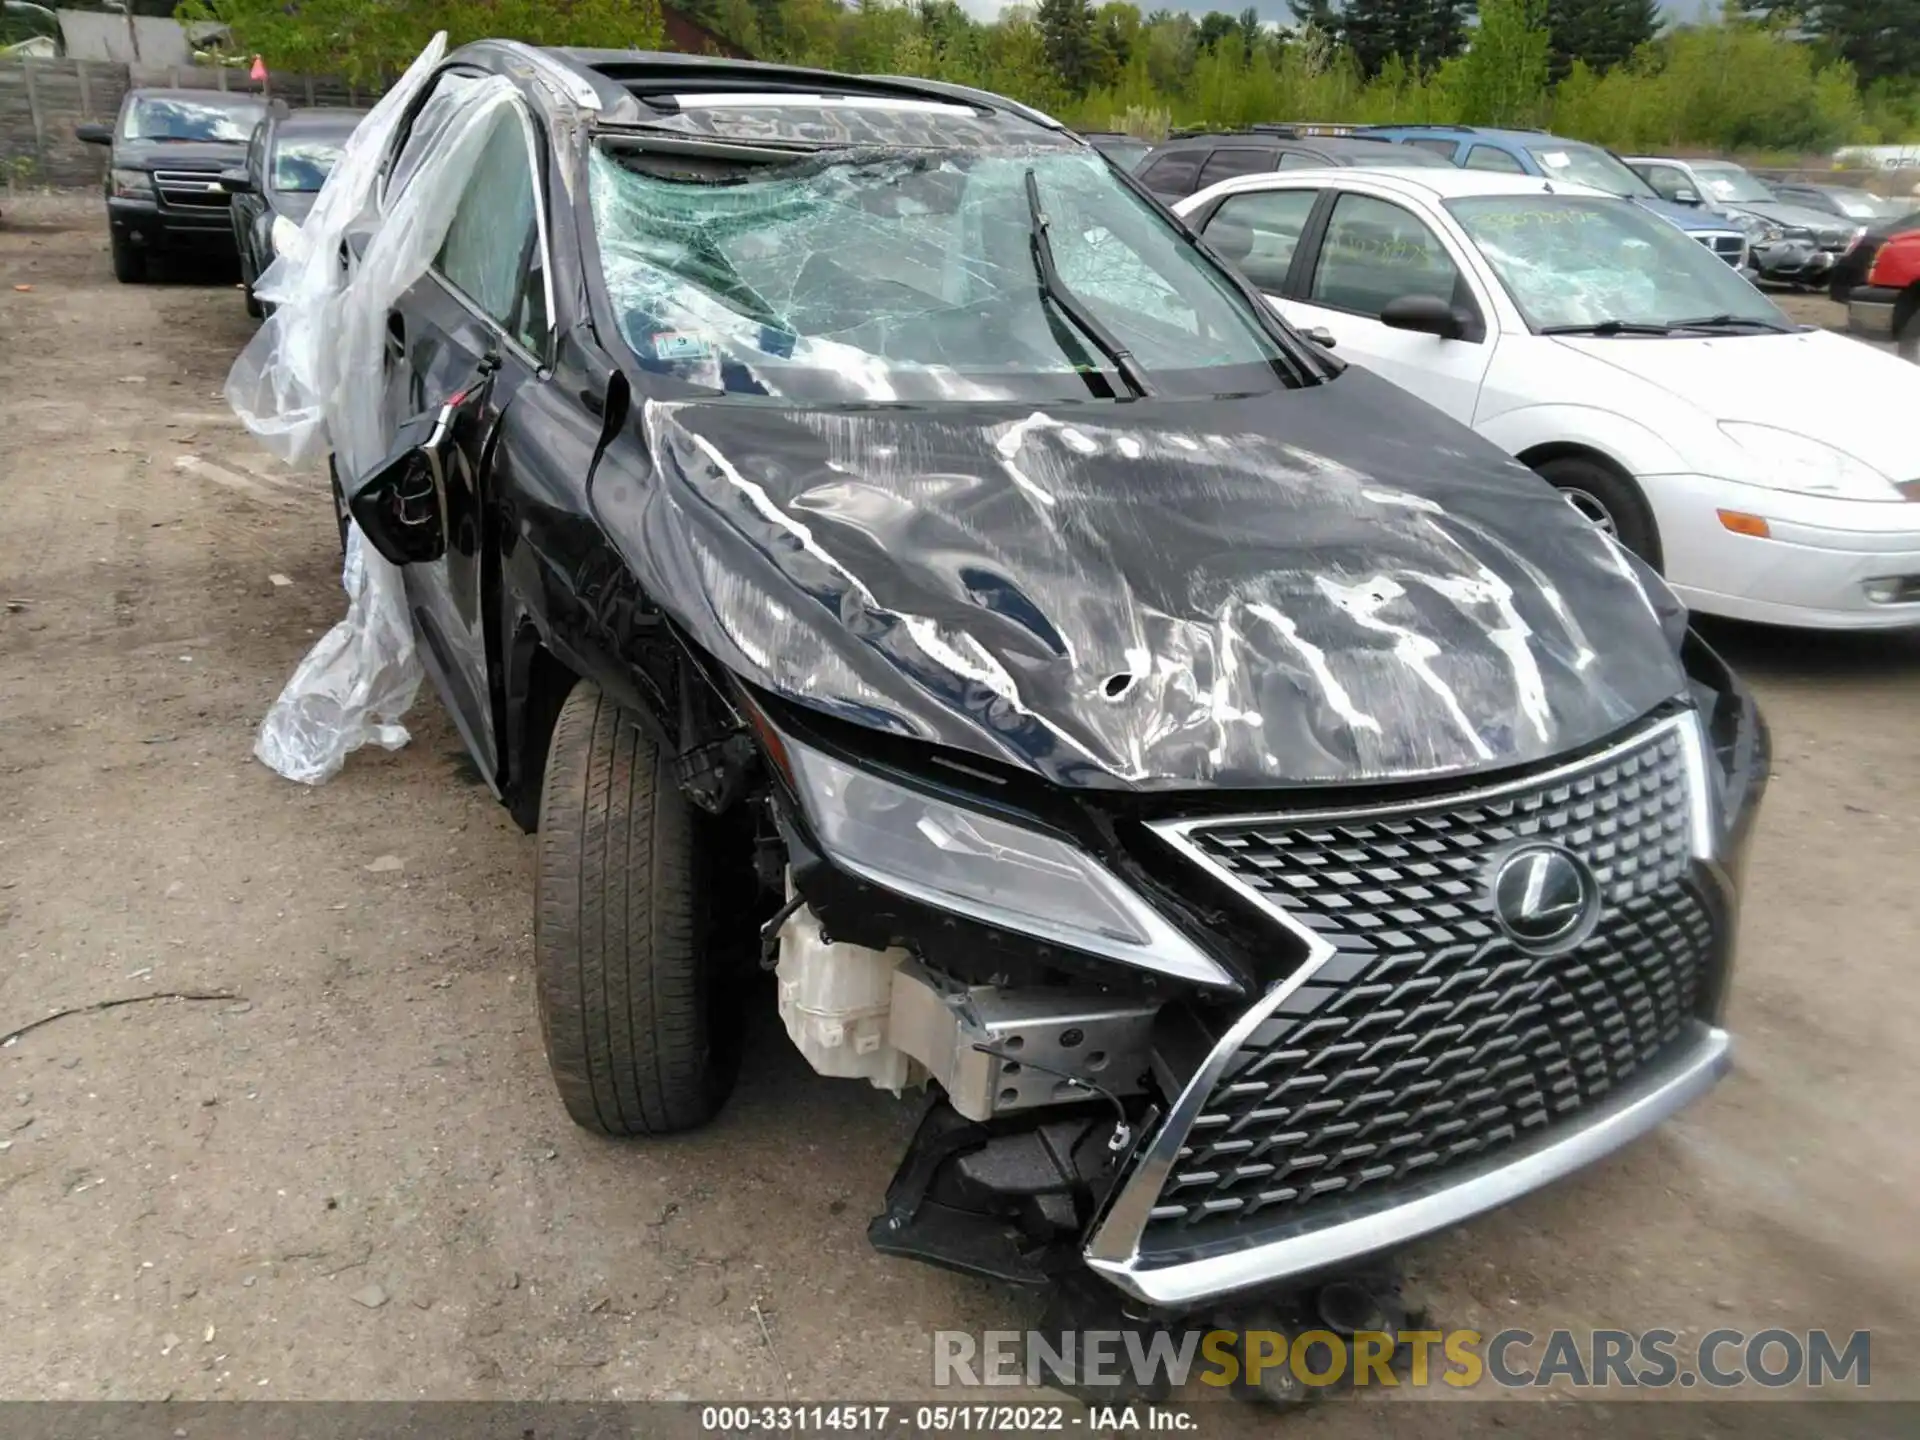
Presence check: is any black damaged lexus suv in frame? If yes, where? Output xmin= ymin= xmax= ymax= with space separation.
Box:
xmin=336 ymin=43 xmax=1767 ymax=1321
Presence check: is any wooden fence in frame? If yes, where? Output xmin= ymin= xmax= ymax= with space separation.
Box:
xmin=3 ymin=59 xmax=386 ymax=190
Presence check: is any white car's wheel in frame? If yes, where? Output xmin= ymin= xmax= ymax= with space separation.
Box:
xmin=1534 ymin=456 xmax=1662 ymax=570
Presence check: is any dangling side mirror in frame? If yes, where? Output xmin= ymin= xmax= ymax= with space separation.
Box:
xmin=346 ymin=439 xmax=448 ymax=567
xmin=340 ymin=360 xmax=497 ymax=567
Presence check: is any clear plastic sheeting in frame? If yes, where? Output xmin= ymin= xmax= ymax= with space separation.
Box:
xmin=252 ymin=525 xmax=419 ymax=784
xmin=226 ymin=33 xmax=520 ymax=783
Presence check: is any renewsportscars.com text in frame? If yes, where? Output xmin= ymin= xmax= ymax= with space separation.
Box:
xmin=933 ymin=1327 xmax=1871 ymax=1392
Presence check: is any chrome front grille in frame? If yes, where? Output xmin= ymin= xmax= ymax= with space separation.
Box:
xmin=1699 ymin=232 xmax=1745 ymax=265
xmin=1136 ymin=718 xmax=1717 ymax=1254
xmin=153 ymin=170 xmax=233 ymax=210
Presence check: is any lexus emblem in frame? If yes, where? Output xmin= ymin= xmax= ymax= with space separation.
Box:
xmin=1492 ymin=844 xmax=1597 ymax=948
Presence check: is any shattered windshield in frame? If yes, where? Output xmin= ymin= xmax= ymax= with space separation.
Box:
xmin=1525 ymin=143 xmax=1658 ymax=199
xmin=588 ymin=145 xmax=1294 ymax=403
xmin=272 ymin=137 xmax=345 ymax=192
xmin=1449 ymin=195 xmax=1784 ymax=332
xmin=123 ymin=95 xmax=264 ymax=143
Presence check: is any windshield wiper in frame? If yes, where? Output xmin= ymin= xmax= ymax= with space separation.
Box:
xmin=1022 ymin=168 xmax=1150 ymax=398
xmin=1666 ymin=313 xmax=1796 ymax=334
xmin=1539 ymin=319 xmax=1678 ymax=337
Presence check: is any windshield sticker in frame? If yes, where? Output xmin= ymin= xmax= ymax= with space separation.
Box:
xmin=1540 ymin=151 xmax=1571 ymax=168
xmin=649 ymin=331 xmax=715 ymax=362
xmin=1469 ymin=207 xmax=1613 ymax=231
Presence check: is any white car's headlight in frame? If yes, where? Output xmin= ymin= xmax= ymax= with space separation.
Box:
xmin=1718 ymin=423 xmax=1904 ymax=501
xmin=784 ymin=740 xmax=1232 ymax=988
xmin=270 ymin=213 xmax=308 ymax=265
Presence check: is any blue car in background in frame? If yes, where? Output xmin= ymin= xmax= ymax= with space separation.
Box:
xmin=1357 ymin=124 xmax=1751 ymax=270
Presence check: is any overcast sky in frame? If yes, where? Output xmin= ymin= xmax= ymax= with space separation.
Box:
xmin=953 ymin=0 xmax=1709 ymax=24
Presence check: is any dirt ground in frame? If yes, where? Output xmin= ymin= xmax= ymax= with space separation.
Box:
xmin=1 ymin=196 xmax=1917 ymax=1423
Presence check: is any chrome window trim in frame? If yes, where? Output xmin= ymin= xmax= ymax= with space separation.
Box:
xmin=1082 ymin=710 xmax=1720 ymax=1299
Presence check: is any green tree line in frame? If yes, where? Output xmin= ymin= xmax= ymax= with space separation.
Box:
xmin=180 ymin=0 xmax=1920 ymax=154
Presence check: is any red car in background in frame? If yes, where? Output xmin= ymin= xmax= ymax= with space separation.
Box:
xmin=1838 ymin=210 xmax=1920 ymax=360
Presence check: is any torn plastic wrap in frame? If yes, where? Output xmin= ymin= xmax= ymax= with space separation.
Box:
xmin=227 ymin=35 xmax=519 ymax=783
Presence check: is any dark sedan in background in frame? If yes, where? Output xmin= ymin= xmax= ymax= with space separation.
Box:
xmin=1769 ymin=182 xmax=1907 ymax=224
xmin=1135 ymin=129 xmax=1449 ymax=203
xmin=228 ymin=105 xmax=363 ymax=317
xmin=76 ymin=89 xmax=267 ymax=283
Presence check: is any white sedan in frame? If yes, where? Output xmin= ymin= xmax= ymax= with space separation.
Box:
xmin=1173 ymin=167 xmax=1920 ymax=629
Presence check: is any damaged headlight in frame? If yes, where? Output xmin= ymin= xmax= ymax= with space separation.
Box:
xmin=784 ymin=741 xmax=1233 ymax=988
xmin=1718 ymin=423 xmax=1903 ymax=501
xmin=110 ymin=168 xmax=151 ymax=200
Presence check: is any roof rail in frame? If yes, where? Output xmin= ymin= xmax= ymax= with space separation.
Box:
xmin=1246 ymin=121 xmax=1357 ymax=137
xmin=865 ymin=74 xmax=1067 ymax=131
xmin=569 ymin=51 xmax=1020 ymax=118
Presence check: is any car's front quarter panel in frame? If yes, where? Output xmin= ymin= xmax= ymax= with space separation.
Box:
xmin=1472 ymin=339 xmax=1700 ymax=478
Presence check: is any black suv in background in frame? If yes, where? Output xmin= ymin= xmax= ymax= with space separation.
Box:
xmin=1136 ymin=128 xmax=1450 ymax=201
xmin=77 ymin=88 xmax=267 ymax=282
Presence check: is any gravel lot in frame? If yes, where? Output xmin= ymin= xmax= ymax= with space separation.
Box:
xmin=1 ymin=196 xmax=1916 ymax=1424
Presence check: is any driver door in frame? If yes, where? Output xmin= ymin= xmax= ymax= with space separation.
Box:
xmin=1278 ymin=189 xmax=1496 ymax=424
xmin=376 ymin=100 xmax=551 ymax=787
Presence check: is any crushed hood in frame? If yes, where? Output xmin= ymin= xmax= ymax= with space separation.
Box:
xmin=594 ymin=370 xmax=1686 ymax=791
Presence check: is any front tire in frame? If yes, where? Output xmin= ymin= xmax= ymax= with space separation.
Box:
xmin=1534 ymin=455 xmax=1663 ymax=570
xmin=534 ymin=680 xmax=733 ymax=1136
xmin=110 ymin=230 xmax=146 ymax=284
xmin=1897 ymin=306 xmax=1920 ymax=365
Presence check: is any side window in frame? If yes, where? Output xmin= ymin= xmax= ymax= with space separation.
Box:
xmin=435 ymin=106 xmax=547 ymax=354
xmin=1139 ymin=149 xmax=1202 ymax=197
xmin=1196 ymin=148 xmax=1274 ymax=189
xmin=383 ymin=69 xmax=486 ymax=206
xmin=1309 ymin=192 xmax=1462 ymax=319
xmin=1464 ymin=144 xmax=1526 ymax=174
xmin=1642 ymin=163 xmax=1692 ymax=201
xmin=1405 ymin=138 xmax=1461 ymax=160
xmin=1205 ymin=190 xmax=1318 ymax=292
xmin=1277 ymin=150 xmax=1325 ymax=170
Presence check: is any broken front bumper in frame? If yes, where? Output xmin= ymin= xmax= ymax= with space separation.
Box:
xmin=1749 ymin=238 xmax=1834 ymax=280
xmin=1085 ymin=1022 xmax=1728 ymax=1305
